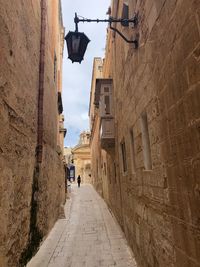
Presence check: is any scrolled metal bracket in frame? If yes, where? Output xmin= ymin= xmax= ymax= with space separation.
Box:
xmin=109 ymin=22 xmax=138 ymax=49
xmin=74 ymin=13 xmax=139 ymax=48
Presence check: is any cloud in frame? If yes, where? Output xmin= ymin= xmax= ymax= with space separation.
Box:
xmin=61 ymin=0 xmax=110 ymax=147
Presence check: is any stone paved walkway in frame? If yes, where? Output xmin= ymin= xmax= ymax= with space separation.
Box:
xmin=27 ymin=184 xmax=137 ymax=267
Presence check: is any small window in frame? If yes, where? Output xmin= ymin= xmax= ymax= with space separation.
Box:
xmin=114 ymin=162 xmax=117 ymax=183
xmin=120 ymin=140 xmax=127 ymax=173
xmin=121 ymin=2 xmax=129 ymax=27
xmin=105 ymin=95 xmax=110 ymax=114
xmin=104 ymin=163 xmax=107 ymax=175
xmin=98 ymin=65 xmax=103 ymax=72
xmin=104 ymin=87 xmax=109 ymax=93
xmin=108 ymin=165 xmax=111 ymax=184
xmin=140 ymin=112 xmax=152 ymax=170
xmin=96 ymin=159 xmax=98 ymax=175
xmin=54 ymin=53 xmax=57 ymax=83
xmin=130 ymin=129 xmax=136 ymax=173
xmin=57 ymin=92 xmax=63 ymax=114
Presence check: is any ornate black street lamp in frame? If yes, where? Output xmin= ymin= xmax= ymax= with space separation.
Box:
xmin=65 ymin=13 xmax=138 ymax=63
xmin=65 ymin=31 xmax=90 ymax=63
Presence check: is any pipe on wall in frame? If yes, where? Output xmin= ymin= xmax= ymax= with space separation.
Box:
xmin=36 ymin=0 xmax=46 ymax=163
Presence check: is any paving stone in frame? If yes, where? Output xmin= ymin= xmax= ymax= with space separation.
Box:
xmin=27 ymin=184 xmax=137 ymax=267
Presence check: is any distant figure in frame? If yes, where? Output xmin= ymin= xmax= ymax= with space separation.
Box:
xmin=77 ymin=175 xmax=81 ymax=187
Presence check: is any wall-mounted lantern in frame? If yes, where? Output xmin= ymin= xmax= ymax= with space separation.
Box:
xmin=65 ymin=13 xmax=138 ymax=63
xmin=65 ymin=31 xmax=90 ymax=63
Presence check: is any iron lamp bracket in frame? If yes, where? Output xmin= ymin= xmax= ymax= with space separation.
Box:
xmin=74 ymin=13 xmax=139 ymax=48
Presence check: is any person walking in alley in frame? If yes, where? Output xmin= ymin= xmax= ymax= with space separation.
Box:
xmin=77 ymin=175 xmax=81 ymax=187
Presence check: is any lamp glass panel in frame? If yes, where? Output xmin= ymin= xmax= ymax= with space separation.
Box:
xmin=72 ymin=35 xmax=81 ymax=53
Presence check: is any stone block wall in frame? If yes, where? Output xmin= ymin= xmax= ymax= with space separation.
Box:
xmin=90 ymin=115 xmax=104 ymax=196
xmin=89 ymin=59 xmax=104 ymax=196
xmin=96 ymin=0 xmax=200 ymax=266
xmin=0 ymin=1 xmax=65 ymax=266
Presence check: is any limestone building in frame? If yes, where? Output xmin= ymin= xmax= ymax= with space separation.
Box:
xmin=59 ymin=115 xmax=67 ymax=155
xmin=0 ymin=1 xmax=66 ymax=266
xmin=72 ymin=131 xmax=91 ymax=183
xmin=89 ymin=58 xmax=109 ymax=196
xmin=64 ymin=146 xmax=73 ymax=166
xmin=90 ymin=1 xmax=200 ymax=267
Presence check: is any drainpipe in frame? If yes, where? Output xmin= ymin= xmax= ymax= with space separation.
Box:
xmin=36 ymin=0 xmax=46 ymax=163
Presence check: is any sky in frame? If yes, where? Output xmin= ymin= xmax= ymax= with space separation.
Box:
xmin=61 ymin=0 xmax=110 ymax=147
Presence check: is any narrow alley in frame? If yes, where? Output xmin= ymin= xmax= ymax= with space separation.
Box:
xmin=1 ymin=0 xmax=200 ymax=266
xmin=27 ymin=184 xmax=137 ymax=267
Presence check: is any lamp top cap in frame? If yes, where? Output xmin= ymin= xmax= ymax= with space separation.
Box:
xmin=65 ymin=31 xmax=90 ymax=42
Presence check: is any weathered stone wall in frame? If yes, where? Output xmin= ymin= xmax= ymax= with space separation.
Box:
xmin=0 ymin=1 xmax=65 ymax=266
xmin=90 ymin=115 xmax=104 ymax=195
xmin=92 ymin=0 xmax=200 ymax=266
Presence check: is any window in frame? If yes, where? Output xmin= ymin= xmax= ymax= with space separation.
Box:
xmin=130 ymin=128 xmax=136 ymax=173
xmin=54 ymin=53 xmax=57 ymax=83
xmin=99 ymin=80 xmax=113 ymax=118
xmin=104 ymin=163 xmax=107 ymax=176
xmin=104 ymin=95 xmax=110 ymax=114
xmin=98 ymin=65 xmax=103 ymax=72
xmin=121 ymin=1 xmax=129 ymax=27
xmin=57 ymin=92 xmax=63 ymax=114
xmin=120 ymin=140 xmax=127 ymax=173
xmin=96 ymin=159 xmax=98 ymax=175
xmin=140 ymin=112 xmax=152 ymax=170
xmin=104 ymin=87 xmax=109 ymax=93
xmin=114 ymin=162 xmax=117 ymax=183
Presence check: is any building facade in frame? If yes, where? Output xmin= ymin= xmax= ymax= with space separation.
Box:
xmin=90 ymin=1 xmax=200 ymax=267
xmin=72 ymin=131 xmax=91 ymax=183
xmin=89 ymin=58 xmax=107 ymax=194
xmin=0 ymin=1 xmax=66 ymax=266
xmin=64 ymin=147 xmax=73 ymax=166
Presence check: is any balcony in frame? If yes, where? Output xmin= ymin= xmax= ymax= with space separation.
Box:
xmin=94 ymin=78 xmax=115 ymax=151
xmin=100 ymin=117 xmax=115 ymax=150
xmin=94 ymin=78 xmax=112 ymax=109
